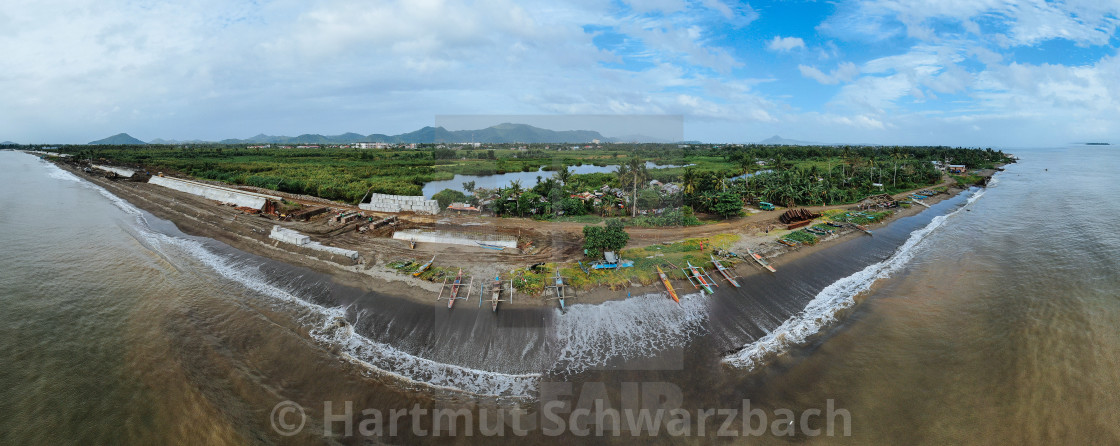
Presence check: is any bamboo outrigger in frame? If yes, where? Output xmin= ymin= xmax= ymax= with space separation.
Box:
xmin=412 ymin=256 xmax=436 ymax=277
xmin=437 ymin=268 xmax=472 ymax=309
xmin=746 ymin=249 xmax=776 ymax=273
xmin=710 ymin=255 xmax=741 ymax=288
xmin=682 ymin=261 xmax=717 ymax=295
xmin=487 ymin=275 xmax=513 ymax=312
xmin=656 ymin=266 xmax=680 ymax=304
xmin=544 ymin=268 xmax=574 ymax=311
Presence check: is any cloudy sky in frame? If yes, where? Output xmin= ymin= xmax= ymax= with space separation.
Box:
xmin=2 ymin=0 xmax=1118 ymax=146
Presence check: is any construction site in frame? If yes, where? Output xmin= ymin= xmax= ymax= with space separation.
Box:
xmin=50 ymin=154 xmax=986 ymax=307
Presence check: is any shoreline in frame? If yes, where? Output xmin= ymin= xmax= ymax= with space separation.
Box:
xmin=50 ymin=157 xmax=994 ymax=308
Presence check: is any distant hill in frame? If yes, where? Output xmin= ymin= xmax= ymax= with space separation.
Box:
xmin=149 ymin=138 xmax=210 ymax=145
xmin=0 ymin=141 xmax=17 ymax=146
xmin=758 ymin=135 xmax=819 ymax=146
xmin=197 ymin=123 xmax=611 ymax=145
xmin=88 ymin=133 xmax=147 ymax=145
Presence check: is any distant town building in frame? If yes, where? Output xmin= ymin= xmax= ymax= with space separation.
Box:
xmin=354 ymin=142 xmax=389 ymax=149
xmin=948 ymin=164 xmax=967 ymax=173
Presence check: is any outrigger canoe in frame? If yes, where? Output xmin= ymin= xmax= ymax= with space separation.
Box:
xmin=448 ymin=268 xmax=463 ymax=309
xmin=710 ymin=255 xmax=741 ymax=288
xmin=683 ymin=262 xmax=716 ymax=295
xmin=746 ymin=249 xmax=776 ymax=273
xmin=656 ymin=266 xmax=680 ymax=303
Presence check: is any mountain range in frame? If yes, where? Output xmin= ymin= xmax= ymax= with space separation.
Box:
xmin=758 ymin=135 xmax=820 ymax=146
xmin=122 ymin=123 xmax=628 ymax=145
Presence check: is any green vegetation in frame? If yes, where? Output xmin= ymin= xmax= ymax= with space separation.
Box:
xmin=951 ymin=174 xmax=985 ymax=187
xmin=582 ymin=219 xmax=630 ymax=258
xmin=784 ymin=231 xmax=819 ymax=245
xmin=508 ymin=233 xmax=740 ymax=294
xmin=61 ymin=142 xmax=1011 ymax=213
xmin=431 ymin=188 xmax=467 ymax=208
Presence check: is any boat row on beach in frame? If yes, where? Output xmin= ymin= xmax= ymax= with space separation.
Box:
xmin=425 ymin=247 xmax=782 ymax=312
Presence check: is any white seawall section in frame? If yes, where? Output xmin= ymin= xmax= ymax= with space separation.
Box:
xmin=393 ymin=229 xmax=517 ymax=248
xmin=270 ymin=225 xmax=310 ymax=245
xmin=92 ymin=165 xmax=135 ymax=178
xmin=360 ymin=193 xmax=440 ymax=214
xmin=149 ymin=176 xmax=280 ymax=209
xmin=270 ymin=225 xmax=360 ymax=260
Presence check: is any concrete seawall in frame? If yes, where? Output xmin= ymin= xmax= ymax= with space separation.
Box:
xmin=92 ymin=165 xmax=135 ymax=178
xmin=392 ymin=229 xmax=517 ymax=248
xmin=149 ymin=176 xmax=281 ymax=209
xmin=270 ymin=225 xmax=360 ymax=260
xmin=359 ymin=193 xmax=440 ymax=214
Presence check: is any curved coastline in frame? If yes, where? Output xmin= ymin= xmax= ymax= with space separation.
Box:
xmin=41 ymin=154 xmax=1000 ymax=399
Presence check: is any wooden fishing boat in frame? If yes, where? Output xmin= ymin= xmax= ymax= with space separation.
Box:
xmin=854 ymin=224 xmax=873 ymax=235
xmin=710 ymin=255 xmax=741 ymax=287
xmin=488 ymin=276 xmax=512 ymax=312
xmin=448 ymin=269 xmax=463 ymax=309
xmin=682 ymin=261 xmax=717 ymax=295
xmin=544 ymin=269 xmax=573 ymax=311
xmin=778 ymin=239 xmax=798 ymax=247
xmin=746 ymin=249 xmax=776 ymax=273
xmin=438 ymin=268 xmax=472 ymax=309
xmin=656 ymin=266 xmax=680 ymax=304
xmin=412 ymin=256 xmax=436 ymax=277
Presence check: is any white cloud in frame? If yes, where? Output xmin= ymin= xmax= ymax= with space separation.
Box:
xmin=799 ymin=62 xmax=860 ymax=84
xmin=821 ymin=0 xmax=1120 ymax=47
xmin=767 ymin=36 xmax=806 ymax=52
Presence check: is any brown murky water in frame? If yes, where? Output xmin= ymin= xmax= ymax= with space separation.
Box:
xmin=1 ymin=147 xmax=1117 ymax=444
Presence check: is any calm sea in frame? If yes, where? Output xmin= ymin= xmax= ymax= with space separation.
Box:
xmin=0 ymin=147 xmax=1116 ymax=444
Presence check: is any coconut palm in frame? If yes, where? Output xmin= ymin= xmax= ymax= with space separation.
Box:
xmin=555 ymin=165 xmax=572 ymax=187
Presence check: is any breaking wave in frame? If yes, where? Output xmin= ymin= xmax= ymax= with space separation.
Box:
xmin=41 ymin=160 xmax=82 ymax=182
xmin=550 ymin=291 xmax=709 ymax=374
xmin=723 ymin=186 xmax=989 ymax=370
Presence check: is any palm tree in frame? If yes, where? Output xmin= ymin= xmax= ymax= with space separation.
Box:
xmin=555 ymin=165 xmax=572 ymax=187
xmin=891 ymin=149 xmax=902 ymax=186
xmin=614 ymin=156 xmax=649 ymax=217
xmin=681 ymin=166 xmax=699 ymax=196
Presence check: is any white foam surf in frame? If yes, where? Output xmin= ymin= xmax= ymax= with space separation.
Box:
xmin=723 ymin=187 xmax=988 ymax=370
xmin=550 ymin=291 xmax=709 ymax=374
xmin=40 ymin=159 xmax=82 ymax=182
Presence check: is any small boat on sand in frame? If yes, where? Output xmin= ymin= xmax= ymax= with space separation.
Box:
xmin=746 ymin=249 xmax=776 ymax=273
xmin=656 ymin=266 xmax=680 ymax=304
xmin=710 ymin=255 xmax=740 ymax=288
xmin=683 ymin=262 xmax=717 ymax=295
xmin=544 ymin=269 xmax=574 ymax=311
xmin=412 ymin=256 xmax=435 ymax=277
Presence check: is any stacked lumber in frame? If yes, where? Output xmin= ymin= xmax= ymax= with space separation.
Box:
xmin=779 ymin=208 xmax=821 ymax=224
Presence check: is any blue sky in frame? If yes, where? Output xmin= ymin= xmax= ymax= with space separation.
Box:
xmin=1 ymin=0 xmax=1118 ymax=146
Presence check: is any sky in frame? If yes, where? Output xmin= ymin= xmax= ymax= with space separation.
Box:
xmin=1 ymin=0 xmax=1119 ymax=146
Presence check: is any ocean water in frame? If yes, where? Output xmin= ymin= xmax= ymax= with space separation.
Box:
xmin=1 ymin=147 xmax=1117 ymax=444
